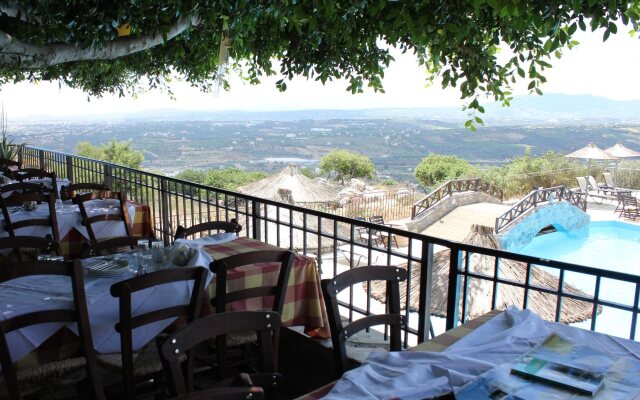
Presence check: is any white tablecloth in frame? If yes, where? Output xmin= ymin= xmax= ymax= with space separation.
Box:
xmin=0 ymin=246 xmax=221 ymax=364
xmin=1 ymin=178 xmax=69 ymax=198
xmin=323 ymin=307 xmax=640 ymax=399
xmin=0 ymin=199 xmax=136 ymax=240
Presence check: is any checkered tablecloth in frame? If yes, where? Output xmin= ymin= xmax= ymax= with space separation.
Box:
xmin=203 ymin=237 xmax=330 ymax=338
xmin=58 ymin=201 xmax=154 ymax=259
xmin=295 ymin=310 xmax=503 ymax=400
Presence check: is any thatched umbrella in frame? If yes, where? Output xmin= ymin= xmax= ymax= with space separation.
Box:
xmin=605 ymin=143 xmax=640 ymax=158
xmin=565 ymin=143 xmax=618 ymax=181
xmin=605 ymin=143 xmax=640 ymax=185
xmin=367 ymin=225 xmax=598 ymax=323
xmin=237 ymin=164 xmax=338 ymax=204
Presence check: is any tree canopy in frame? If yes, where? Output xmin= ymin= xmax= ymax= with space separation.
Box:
xmin=414 ymin=153 xmax=475 ymax=188
xmin=176 ymin=167 xmax=267 ymax=191
xmin=1 ymin=2 xmax=638 ymax=118
xmin=320 ymin=149 xmax=374 ymax=184
xmin=76 ymin=140 xmax=144 ymax=169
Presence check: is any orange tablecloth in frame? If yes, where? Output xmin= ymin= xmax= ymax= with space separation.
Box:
xmin=58 ymin=201 xmax=154 ymax=259
xmin=203 ymin=237 xmax=330 ymax=338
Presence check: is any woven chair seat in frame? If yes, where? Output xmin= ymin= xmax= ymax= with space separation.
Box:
xmin=0 ymin=356 xmax=86 ymax=399
xmin=97 ymin=344 xmax=164 ymax=378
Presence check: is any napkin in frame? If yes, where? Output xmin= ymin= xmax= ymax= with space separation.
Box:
xmin=167 ymin=243 xmax=198 ymax=266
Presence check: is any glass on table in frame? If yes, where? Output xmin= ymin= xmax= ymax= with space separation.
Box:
xmin=150 ymin=239 xmax=164 ymax=263
xmin=133 ymin=239 xmax=150 ymax=274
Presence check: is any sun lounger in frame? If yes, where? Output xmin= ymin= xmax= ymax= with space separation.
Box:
xmin=576 ymin=177 xmax=616 ymax=204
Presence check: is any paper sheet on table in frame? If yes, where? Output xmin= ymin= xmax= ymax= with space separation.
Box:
xmin=321 ymin=307 xmax=640 ymax=400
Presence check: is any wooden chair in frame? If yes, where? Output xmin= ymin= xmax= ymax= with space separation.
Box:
xmin=80 ymin=236 xmax=139 ymax=258
xmin=0 ymin=259 xmax=104 ymax=400
xmin=321 ymin=266 xmax=407 ymax=378
xmin=209 ymin=250 xmax=293 ymax=376
xmin=353 ymin=217 xmax=384 ymax=247
xmin=0 ymin=191 xmax=61 ymax=250
xmin=368 ymin=215 xmax=399 ymax=248
xmin=621 ymin=195 xmax=640 ymax=220
xmin=99 ymin=267 xmax=208 ymax=400
xmin=10 ymin=168 xmax=59 ymax=198
xmin=60 ymin=182 xmax=110 ymax=201
xmin=0 ymin=182 xmax=45 ymax=206
xmin=0 ymin=235 xmax=58 ymax=264
xmin=73 ymin=191 xmax=133 ymax=247
xmin=174 ymin=219 xmax=242 ymax=240
xmin=157 ymin=311 xmax=280 ymax=399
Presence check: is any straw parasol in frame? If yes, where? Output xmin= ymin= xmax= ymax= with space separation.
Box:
xmin=366 ymin=225 xmax=598 ymax=323
xmin=237 ymin=164 xmax=338 ymax=204
xmin=605 ymin=143 xmax=640 ymax=158
xmin=565 ymin=143 xmax=618 ymax=180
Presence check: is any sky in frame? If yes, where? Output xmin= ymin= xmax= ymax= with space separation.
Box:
xmin=1 ymin=25 xmax=639 ymax=120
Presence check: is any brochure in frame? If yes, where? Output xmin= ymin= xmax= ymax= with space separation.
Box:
xmin=455 ymin=333 xmax=640 ymax=399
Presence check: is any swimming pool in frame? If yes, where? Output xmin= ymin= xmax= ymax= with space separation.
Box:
xmin=508 ymin=220 xmax=640 ymax=273
xmin=508 ymin=220 xmax=640 ymax=338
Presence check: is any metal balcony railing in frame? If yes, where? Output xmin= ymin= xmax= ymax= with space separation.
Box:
xmin=20 ymin=146 xmax=640 ymax=345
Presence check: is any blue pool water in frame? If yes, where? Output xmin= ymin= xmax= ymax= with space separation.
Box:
xmin=508 ymin=221 xmax=640 ymax=338
xmin=509 ymin=221 xmax=640 ymax=273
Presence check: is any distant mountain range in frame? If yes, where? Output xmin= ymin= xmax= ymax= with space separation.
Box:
xmin=14 ymin=94 xmax=640 ymax=126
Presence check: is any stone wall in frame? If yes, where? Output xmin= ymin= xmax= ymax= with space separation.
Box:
xmin=498 ymin=202 xmax=590 ymax=249
xmin=407 ymin=192 xmax=503 ymax=232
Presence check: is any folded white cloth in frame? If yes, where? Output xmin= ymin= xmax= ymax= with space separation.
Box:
xmin=322 ymin=307 xmax=640 ymax=400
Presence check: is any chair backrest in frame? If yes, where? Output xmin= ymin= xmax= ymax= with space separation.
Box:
xmin=73 ymin=191 xmax=132 ymax=246
xmin=603 ymin=172 xmax=615 ymax=188
xmin=60 ymin=182 xmax=110 ymax=201
xmin=11 ymin=168 xmax=58 ymax=198
xmin=0 ymin=191 xmax=60 ymax=246
xmin=174 ymin=219 xmax=242 ymax=240
xmin=576 ymin=177 xmax=588 ymax=193
xmin=623 ymin=194 xmax=639 ymax=208
xmin=369 ymin=215 xmax=385 ymax=225
xmin=157 ymin=311 xmax=279 ymax=397
xmin=0 ymin=235 xmax=58 ymax=263
xmin=0 ymin=182 xmax=44 ymax=206
xmin=321 ymin=266 xmax=407 ymax=378
xmin=80 ymin=236 xmax=139 ymax=258
xmin=587 ymin=176 xmax=601 ymax=191
xmin=0 ymin=259 xmax=104 ymax=400
xmin=209 ymin=250 xmax=294 ymax=315
xmin=110 ymin=267 xmax=208 ymax=400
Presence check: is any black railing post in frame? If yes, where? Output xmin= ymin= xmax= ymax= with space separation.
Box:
xmin=103 ymin=164 xmax=113 ymax=188
xmin=417 ymin=241 xmax=434 ymax=342
xmin=446 ymin=245 xmax=462 ymax=330
xmin=160 ymin=179 xmax=171 ymax=244
xmin=251 ymin=200 xmax=262 ymax=240
xmin=65 ymin=155 xmax=74 ymax=182
xmin=38 ymin=149 xmax=45 ymax=170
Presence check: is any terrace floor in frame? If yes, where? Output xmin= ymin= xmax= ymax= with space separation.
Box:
xmin=418 ymin=202 xmax=511 ymax=242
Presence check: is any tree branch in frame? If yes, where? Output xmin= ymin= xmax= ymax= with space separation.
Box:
xmin=0 ymin=13 xmax=201 ymax=67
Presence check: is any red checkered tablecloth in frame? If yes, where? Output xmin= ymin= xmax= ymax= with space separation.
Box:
xmin=203 ymin=237 xmax=330 ymax=339
xmin=58 ymin=201 xmax=154 ymax=259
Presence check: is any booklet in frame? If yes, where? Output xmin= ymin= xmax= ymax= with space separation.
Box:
xmin=510 ymin=335 xmax=605 ymax=395
xmin=455 ymin=333 xmax=640 ymax=400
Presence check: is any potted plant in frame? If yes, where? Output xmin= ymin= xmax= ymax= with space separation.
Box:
xmin=0 ymin=105 xmax=22 ymax=168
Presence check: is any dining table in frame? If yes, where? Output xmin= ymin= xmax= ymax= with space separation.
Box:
xmin=199 ymin=236 xmax=331 ymax=339
xmin=303 ymin=307 xmax=640 ymax=399
xmin=0 ymin=196 xmax=153 ymax=259
xmin=0 ymin=249 xmax=212 ymax=369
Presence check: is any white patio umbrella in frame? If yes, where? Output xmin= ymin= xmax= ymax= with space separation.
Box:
xmin=604 ymin=143 xmax=640 ymax=185
xmin=565 ymin=143 xmax=618 ymax=186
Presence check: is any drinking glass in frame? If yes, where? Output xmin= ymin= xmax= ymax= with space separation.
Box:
xmin=151 ymin=240 xmax=164 ymax=263
xmin=134 ymin=239 xmax=150 ymax=273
